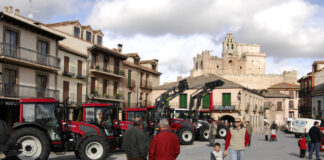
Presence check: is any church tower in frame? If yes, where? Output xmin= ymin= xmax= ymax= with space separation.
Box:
xmin=222 ymin=33 xmax=238 ymax=56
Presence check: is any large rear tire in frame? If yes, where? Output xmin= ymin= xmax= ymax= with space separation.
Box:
xmin=178 ymin=128 xmax=194 ymax=145
xmin=7 ymin=127 xmax=50 ymax=160
xmin=217 ymin=126 xmax=227 ymax=139
xmin=199 ymin=126 xmax=209 ymax=141
xmin=79 ymin=136 xmax=108 ymax=160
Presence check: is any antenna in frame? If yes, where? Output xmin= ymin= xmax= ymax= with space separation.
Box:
xmin=28 ymin=0 xmax=40 ymax=19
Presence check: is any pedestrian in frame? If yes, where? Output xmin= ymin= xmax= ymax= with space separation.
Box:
xmin=223 ymin=118 xmax=249 ymax=160
xmin=298 ymin=134 xmax=307 ymax=158
xmin=264 ymin=122 xmax=270 ymax=141
xmin=245 ymin=121 xmax=253 ymax=146
xmin=149 ymin=119 xmax=180 ymax=160
xmin=211 ymin=142 xmax=223 ymax=160
xmin=308 ymin=121 xmax=322 ymax=160
xmin=270 ymin=121 xmax=278 ymax=132
xmin=122 ymin=118 xmax=148 ymax=160
xmin=209 ymin=115 xmax=218 ymax=146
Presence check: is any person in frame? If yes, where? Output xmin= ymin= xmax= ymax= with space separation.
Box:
xmin=264 ymin=122 xmax=270 ymax=141
xmin=122 ymin=118 xmax=148 ymax=160
xmin=209 ymin=116 xmax=218 ymax=146
xmin=245 ymin=121 xmax=253 ymax=146
xmin=270 ymin=121 xmax=278 ymax=132
xmin=211 ymin=142 xmax=223 ymax=160
xmin=298 ymin=134 xmax=307 ymax=158
xmin=149 ymin=119 xmax=180 ymax=160
xmin=308 ymin=121 xmax=322 ymax=160
xmin=223 ymin=118 xmax=249 ymax=160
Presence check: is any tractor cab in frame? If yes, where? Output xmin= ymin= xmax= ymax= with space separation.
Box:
xmin=123 ymin=108 xmax=151 ymax=133
xmin=19 ymin=98 xmax=62 ymax=142
xmin=198 ymin=110 xmax=212 ymax=123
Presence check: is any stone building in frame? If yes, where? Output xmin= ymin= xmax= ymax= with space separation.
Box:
xmin=152 ymin=74 xmax=265 ymax=132
xmin=123 ymin=54 xmax=161 ymax=108
xmin=190 ymin=33 xmax=297 ymax=89
xmin=0 ymin=7 xmax=64 ymax=127
xmin=310 ymin=61 xmax=324 ymax=119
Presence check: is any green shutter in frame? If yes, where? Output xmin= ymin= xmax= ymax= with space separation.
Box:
xmin=202 ymin=93 xmax=210 ymax=109
xmin=128 ymin=92 xmax=131 ymax=108
xmin=227 ymin=93 xmax=231 ymax=106
xmin=179 ymin=94 xmax=187 ymax=109
xmin=222 ymin=93 xmax=231 ymax=106
xmin=128 ymin=70 xmax=132 ymax=87
xmin=222 ymin=93 xmax=226 ymax=106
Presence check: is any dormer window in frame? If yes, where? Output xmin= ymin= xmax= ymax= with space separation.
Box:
xmin=152 ymin=64 xmax=156 ymax=70
xmin=86 ymin=31 xmax=91 ymax=42
xmin=97 ymin=35 xmax=102 ymax=45
xmin=74 ymin=27 xmax=80 ymax=38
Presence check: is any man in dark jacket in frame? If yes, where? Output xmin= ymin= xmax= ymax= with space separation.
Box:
xmin=122 ymin=118 xmax=148 ymax=160
xmin=149 ymin=119 xmax=180 ymax=160
xmin=308 ymin=121 xmax=322 ymax=160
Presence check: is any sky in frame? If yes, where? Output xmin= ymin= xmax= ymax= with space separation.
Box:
xmin=1 ymin=0 xmax=324 ymax=84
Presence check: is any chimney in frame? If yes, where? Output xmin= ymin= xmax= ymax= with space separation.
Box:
xmin=14 ymin=9 xmax=20 ymax=15
xmin=8 ymin=6 xmax=13 ymax=14
xmin=117 ymin=44 xmax=123 ymax=53
xmin=4 ymin=6 xmax=8 ymax=13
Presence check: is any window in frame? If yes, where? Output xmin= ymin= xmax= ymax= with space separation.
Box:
xmin=196 ymin=62 xmax=198 ymax=70
xmin=277 ymin=101 xmax=282 ymax=111
xmin=217 ymin=65 xmax=219 ymax=69
xmin=86 ymin=31 xmax=91 ymax=42
xmin=91 ymin=54 xmax=96 ymax=68
xmin=128 ymin=92 xmax=131 ymax=108
xmin=202 ymin=93 xmax=211 ymax=109
xmin=74 ymin=27 xmax=80 ymax=37
xmin=240 ymin=66 xmax=242 ymax=69
xmin=78 ymin=60 xmax=83 ymax=76
xmin=37 ymin=75 xmax=47 ymax=97
xmin=282 ymin=83 xmax=286 ymax=87
xmin=91 ymin=77 xmax=96 ymax=93
xmin=128 ymin=70 xmax=132 ymax=87
xmin=229 ymin=60 xmax=232 ymax=63
xmin=37 ymin=40 xmax=48 ymax=64
xmin=5 ymin=29 xmax=18 ymax=57
xmin=64 ymin=56 xmax=69 ymax=73
xmin=179 ymin=94 xmax=187 ymax=109
xmin=222 ymin=93 xmax=231 ymax=106
xmin=97 ymin=35 xmax=102 ymax=45
xmin=201 ymin=61 xmax=203 ymax=69
xmin=103 ymin=57 xmax=109 ymax=71
xmin=231 ymin=44 xmax=234 ymax=49
xmin=152 ymin=64 xmax=156 ymax=70
xmin=4 ymin=68 xmax=17 ymax=97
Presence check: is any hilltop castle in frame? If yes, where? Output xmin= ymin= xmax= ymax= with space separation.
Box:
xmin=190 ymin=33 xmax=297 ymax=89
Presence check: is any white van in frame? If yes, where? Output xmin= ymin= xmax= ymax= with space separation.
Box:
xmin=292 ymin=118 xmax=321 ymax=138
xmin=285 ymin=118 xmax=294 ymax=133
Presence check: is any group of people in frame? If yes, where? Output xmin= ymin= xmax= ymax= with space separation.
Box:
xmin=264 ymin=121 xmax=278 ymax=141
xmin=298 ymin=121 xmax=322 ymax=160
xmin=209 ymin=117 xmax=252 ymax=160
xmin=122 ymin=118 xmax=180 ymax=160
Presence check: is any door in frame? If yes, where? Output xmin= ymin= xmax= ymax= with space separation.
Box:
xmin=5 ymin=30 xmax=18 ymax=57
xmin=103 ymin=80 xmax=107 ymax=96
xmin=37 ymin=75 xmax=47 ymax=97
xmin=63 ymin=81 xmax=69 ymax=101
xmin=64 ymin=56 xmax=69 ymax=73
xmin=114 ymin=58 xmax=119 ymax=74
xmin=128 ymin=92 xmax=131 ymax=108
xmin=128 ymin=70 xmax=132 ymax=87
xmin=37 ymin=40 xmax=48 ymax=65
xmin=3 ymin=68 xmax=17 ymax=97
xmin=78 ymin=60 xmax=82 ymax=76
xmin=113 ymin=82 xmax=118 ymax=95
xmin=104 ymin=57 xmax=109 ymax=71
xmin=91 ymin=77 xmax=96 ymax=93
xmin=77 ymin=83 xmax=82 ymax=104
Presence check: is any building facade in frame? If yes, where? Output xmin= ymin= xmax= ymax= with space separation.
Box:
xmin=123 ymin=54 xmax=161 ymax=108
xmin=0 ymin=8 xmax=64 ymax=127
xmin=311 ymin=62 xmax=324 ymax=119
xmin=190 ymin=33 xmax=298 ymax=89
xmin=152 ymin=74 xmax=264 ymax=132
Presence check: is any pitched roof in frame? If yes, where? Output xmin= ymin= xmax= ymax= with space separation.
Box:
xmin=46 ymin=20 xmax=81 ymax=27
xmin=88 ymin=44 xmax=127 ymax=60
xmin=123 ymin=61 xmax=161 ymax=75
xmin=262 ymin=90 xmax=291 ymax=98
xmin=154 ymin=74 xmax=244 ymax=90
xmin=140 ymin=59 xmax=158 ymax=64
xmin=59 ymin=44 xmax=88 ymax=58
xmin=93 ymin=30 xmax=104 ymax=35
xmin=124 ymin=53 xmax=139 ymax=57
xmin=82 ymin=25 xmax=93 ymax=31
xmin=313 ymin=61 xmax=324 ymax=65
xmin=268 ymin=82 xmax=300 ymax=89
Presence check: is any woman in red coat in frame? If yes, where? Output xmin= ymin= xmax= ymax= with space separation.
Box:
xmin=149 ymin=119 xmax=180 ymax=160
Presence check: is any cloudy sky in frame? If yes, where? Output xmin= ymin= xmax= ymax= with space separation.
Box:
xmin=1 ymin=0 xmax=324 ymax=84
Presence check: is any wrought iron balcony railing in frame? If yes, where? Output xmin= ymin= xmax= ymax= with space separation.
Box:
xmin=0 ymin=83 xmax=59 ymax=99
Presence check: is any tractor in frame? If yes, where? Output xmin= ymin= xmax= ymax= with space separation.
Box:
xmin=7 ymin=98 xmax=109 ymax=160
xmin=0 ymin=119 xmax=21 ymax=159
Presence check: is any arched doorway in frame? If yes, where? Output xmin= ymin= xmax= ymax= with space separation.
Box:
xmin=220 ymin=115 xmax=235 ymax=127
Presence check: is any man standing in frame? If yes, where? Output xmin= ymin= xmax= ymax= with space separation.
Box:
xmin=122 ymin=118 xmax=148 ymax=160
xmin=149 ymin=119 xmax=180 ymax=160
xmin=245 ymin=121 xmax=253 ymax=146
xmin=223 ymin=118 xmax=249 ymax=160
xmin=209 ymin=115 xmax=218 ymax=146
xmin=308 ymin=121 xmax=322 ymax=160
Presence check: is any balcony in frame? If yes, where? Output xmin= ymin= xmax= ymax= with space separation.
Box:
xmin=0 ymin=83 xmax=59 ymax=100
xmin=127 ymin=80 xmax=136 ymax=88
xmin=89 ymin=66 xmax=124 ymax=78
xmin=76 ymin=69 xmax=87 ymax=79
xmin=0 ymin=43 xmax=60 ymax=71
xmin=211 ymin=102 xmax=238 ymax=111
xmin=90 ymin=89 xmax=124 ymax=102
xmin=63 ymin=66 xmax=76 ymax=77
xmin=140 ymin=81 xmax=152 ymax=90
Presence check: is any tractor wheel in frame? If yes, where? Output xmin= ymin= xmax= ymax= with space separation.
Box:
xmin=217 ymin=126 xmax=227 ymax=139
xmin=178 ymin=128 xmax=194 ymax=145
xmin=199 ymin=126 xmax=209 ymax=141
xmin=0 ymin=120 xmax=8 ymax=145
xmin=78 ymin=136 xmax=108 ymax=160
xmin=7 ymin=127 xmax=50 ymax=160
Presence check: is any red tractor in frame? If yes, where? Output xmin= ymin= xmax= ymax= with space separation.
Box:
xmin=7 ymin=98 xmax=109 ymax=160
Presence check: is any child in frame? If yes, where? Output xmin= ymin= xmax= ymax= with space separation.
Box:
xmin=211 ymin=142 xmax=223 ymax=160
xmin=298 ymin=134 xmax=307 ymax=158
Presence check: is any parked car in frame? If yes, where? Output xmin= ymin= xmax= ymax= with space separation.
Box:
xmin=292 ymin=118 xmax=321 ymax=138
